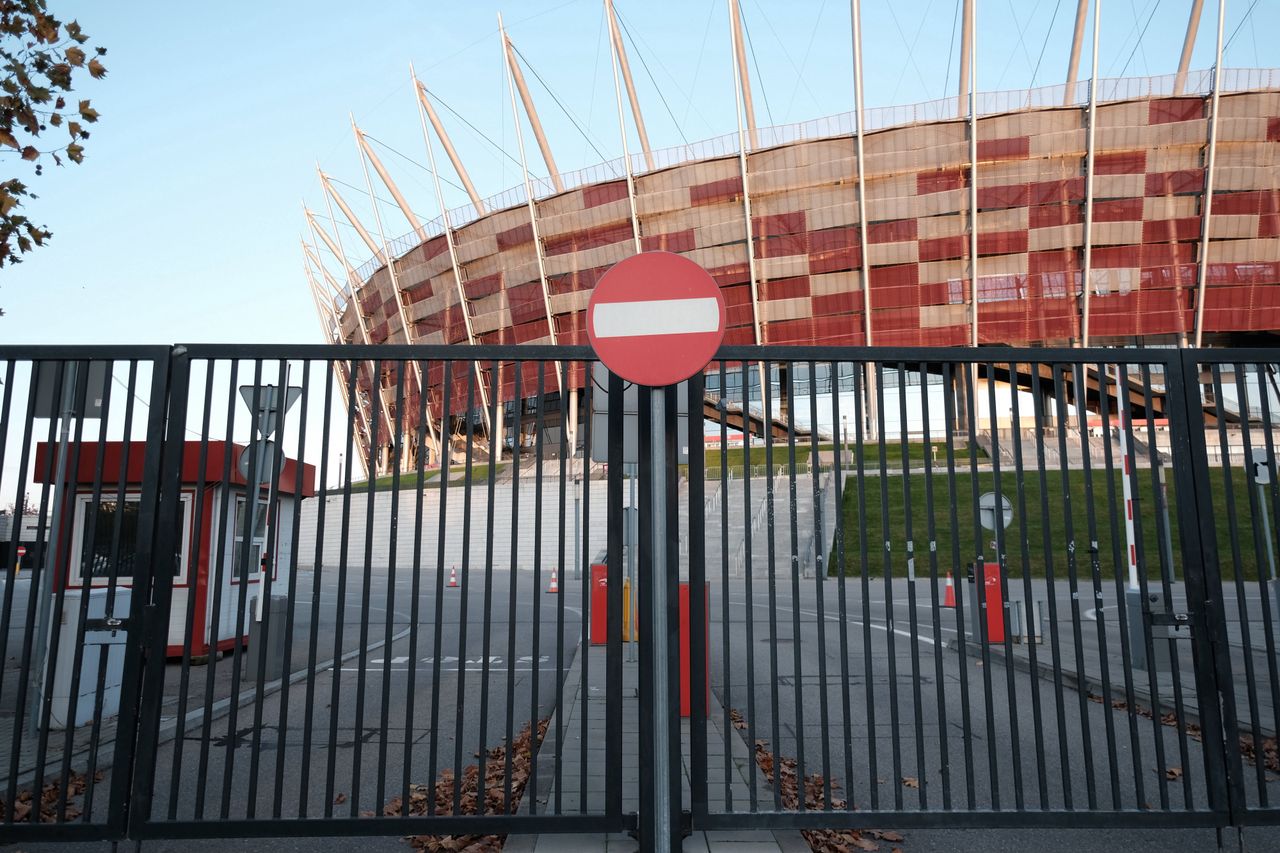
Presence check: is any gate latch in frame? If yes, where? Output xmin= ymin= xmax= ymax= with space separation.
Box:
xmin=85 ymin=616 xmax=127 ymax=638
xmin=1149 ymin=611 xmax=1191 ymax=639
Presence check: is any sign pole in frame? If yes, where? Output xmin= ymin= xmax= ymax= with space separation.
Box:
xmin=585 ymin=251 xmax=725 ymax=853
xmin=647 ymin=386 xmax=673 ymax=852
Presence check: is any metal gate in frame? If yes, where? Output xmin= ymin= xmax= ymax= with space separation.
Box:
xmin=2 ymin=343 xmax=1279 ymax=846
xmin=684 ymin=347 xmax=1277 ymax=843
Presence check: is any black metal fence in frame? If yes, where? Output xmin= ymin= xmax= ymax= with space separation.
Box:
xmin=0 ymin=343 xmax=1278 ymax=845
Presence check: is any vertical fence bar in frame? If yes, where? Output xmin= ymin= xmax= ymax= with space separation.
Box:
xmin=689 ymin=369 xmax=709 ymax=819
xmin=606 ymin=367 xmax=624 ymax=820
xmin=126 ymin=345 xmax=192 ymax=835
xmin=1074 ymin=361 xmax=1123 ymax=809
xmin=502 ymin=362 xmax=524 ymax=815
xmin=426 ymin=360 xmax=456 ymax=816
xmin=830 ymin=362 xmax=857 ymax=811
xmin=987 ymin=362 xmax=1024 ymax=810
xmin=899 ymin=363 xmax=928 ymax=808
xmin=1097 ymin=360 xmax=1147 ymax=808
xmin=941 ymin=361 xmax=975 ymax=810
xmin=805 ymin=363 xmax=832 ymax=810
xmin=918 ymin=362 xmax=952 ymax=809
xmin=450 ymin=366 xmax=478 ymax=815
xmin=299 ymin=362 xmax=335 ymax=818
xmin=740 ymin=359 xmax=759 ymax=811
xmin=1167 ymin=350 xmax=1241 ymax=826
xmin=1030 ymin=361 xmax=1073 ymax=807
xmin=1008 ymin=361 xmax=1050 ymax=808
xmin=475 ymin=359 xmax=501 ymax=814
xmin=1052 ymin=364 xmax=1096 ymax=809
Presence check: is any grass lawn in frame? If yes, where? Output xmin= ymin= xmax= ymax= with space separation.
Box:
xmin=342 ymin=462 xmax=507 ymax=494
xmin=693 ymin=441 xmax=982 ymax=477
xmin=832 ymin=463 xmax=1273 ymax=582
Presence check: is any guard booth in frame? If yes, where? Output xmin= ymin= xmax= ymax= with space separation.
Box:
xmin=36 ymin=440 xmax=315 ymax=658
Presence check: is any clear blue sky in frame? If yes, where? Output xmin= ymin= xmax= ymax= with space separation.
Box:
xmin=2 ymin=0 xmax=1274 ymax=346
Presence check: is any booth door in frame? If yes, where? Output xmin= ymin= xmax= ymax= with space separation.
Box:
xmin=213 ymin=494 xmax=269 ymax=647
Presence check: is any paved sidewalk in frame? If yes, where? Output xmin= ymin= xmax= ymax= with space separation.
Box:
xmin=506 ymin=641 xmax=807 ymax=852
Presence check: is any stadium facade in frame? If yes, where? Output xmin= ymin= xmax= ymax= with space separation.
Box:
xmin=302 ymin=1 xmax=1280 ymax=474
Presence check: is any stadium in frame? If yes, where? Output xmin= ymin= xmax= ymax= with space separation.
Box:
xmin=300 ymin=0 xmax=1279 ymax=475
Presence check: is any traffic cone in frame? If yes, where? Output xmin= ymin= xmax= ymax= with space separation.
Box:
xmin=546 ymin=568 xmax=559 ymax=594
xmin=943 ymin=571 xmax=956 ymax=608
xmin=447 ymin=566 xmax=459 ymax=588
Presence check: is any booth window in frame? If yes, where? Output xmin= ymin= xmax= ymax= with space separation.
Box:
xmin=231 ymin=496 xmax=276 ymax=581
xmin=73 ymin=493 xmax=192 ymax=585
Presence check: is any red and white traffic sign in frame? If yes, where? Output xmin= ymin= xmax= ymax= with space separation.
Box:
xmin=586 ymin=252 xmax=726 ymax=387
xmin=16 ymin=545 xmax=26 ymax=558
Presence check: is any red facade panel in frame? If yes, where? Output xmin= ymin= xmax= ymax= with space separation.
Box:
xmin=642 ymin=229 xmax=695 ymax=253
xmin=1148 ymin=98 xmax=1203 ymax=125
xmin=1095 ymin=150 xmax=1147 ymax=175
xmin=583 ymin=180 xmax=629 ymax=209
xmin=917 ymin=168 xmax=968 ymax=194
xmin=690 ymin=176 xmax=743 ymax=206
xmin=978 ymin=136 xmax=1031 ymax=161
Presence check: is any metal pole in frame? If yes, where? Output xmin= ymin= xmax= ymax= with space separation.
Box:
xmin=606 ymin=0 xmax=655 ymax=172
xmin=1260 ymin=481 xmax=1278 ymax=582
xmin=413 ymin=75 xmax=486 ymax=218
xmin=410 ymin=64 xmax=494 ymax=450
xmin=726 ymin=0 xmax=767 ymax=401
xmin=647 ymin=387 xmax=672 ymax=852
xmin=502 ymin=24 xmax=564 ymax=192
xmin=958 ymin=0 xmax=973 ymax=116
xmin=1080 ymin=0 xmax=1100 ymax=347
xmin=1192 ymin=0 xmax=1225 ymax=349
xmin=351 ymin=118 xmax=441 ymax=461
xmin=605 ymin=0 xmax=644 ymax=255
xmin=628 ymin=463 xmax=637 ymax=663
xmin=1064 ymin=0 xmax=1089 ymax=104
xmin=967 ymin=0 xmax=979 ymax=351
xmin=1174 ymin=0 xmax=1206 ymax=96
xmin=851 ymin=0 xmax=876 ymax=442
xmin=499 ymin=15 xmax=564 ymax=399
xmin=28 ymin=362 xmax=76 ymax=735
xmin=727 ymin=0 xmax=758 ymax=149
xmin=574 ymin=472 xmax=582 ymax=581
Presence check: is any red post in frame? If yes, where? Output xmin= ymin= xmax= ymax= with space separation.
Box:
xmin=590 ymin=564 xmax=609 ymax=645
xmin=981 ymin=562 xmax=1005 ymax=643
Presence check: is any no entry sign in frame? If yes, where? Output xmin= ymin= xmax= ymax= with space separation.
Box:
xmin=586 ymin=252 xmax=726 ymax=387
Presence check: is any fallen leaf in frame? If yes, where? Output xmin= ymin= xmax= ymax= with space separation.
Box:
xmin=333 ymin=792 xmax=347 ymax=805
xmin=901 ymin=776 xmax=920 ymax=789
